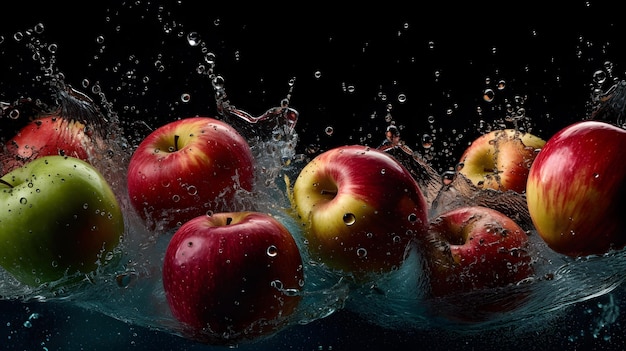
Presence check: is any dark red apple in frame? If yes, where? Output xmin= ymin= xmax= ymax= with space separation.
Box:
xmin=162 ymin=211 xmax=304 ymax=344
xmin=127 ymin=117 xmax=255 ymax=232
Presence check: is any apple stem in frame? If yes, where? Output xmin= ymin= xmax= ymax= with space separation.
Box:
xmin=226 ymin=217 xmax=233 ymax=225
xmin=320 ymin=189 xmax=337 ymax=196
xmin=0 ymin=179 xmax=13 ymax=188
xmin=174 ymin=135 xmax=180 ymax=151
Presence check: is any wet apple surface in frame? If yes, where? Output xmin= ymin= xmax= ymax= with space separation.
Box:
xmin=2 ymin=2 xmax=626 ymax=351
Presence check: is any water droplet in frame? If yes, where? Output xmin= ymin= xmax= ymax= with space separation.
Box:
xmin=442 ymin=170 xmax=456 ymax=185
xmin=186 ymin=32 xmax=201 ymax=46
xmin=343 ymin=213 xmax=356 ymax=226
xmin=187 ymin=185 xmax=197 ymax=195
xmin=483 ymin=88 xmax=495 ymax=102
xmin=421 ymin=134 xmax=433 ymax=148
xmin=266 ymin=245 xmax=278 ymax=257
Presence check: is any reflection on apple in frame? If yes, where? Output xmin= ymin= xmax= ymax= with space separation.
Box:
xmin=127 ymin=117 xmax=255 ymax=232
xmin=290 ymin=145 xmax=429 ymax=279
xmin=0 ymin=155 xmax=124 ymax=287
xmin=527 ymin=120 xmax=626 ymax=257
xmin=457 ymin=129 xmax=546 ymax=193
xmin=3 ymin=115 xmax=96 ymax=174
xmin=420 ymin=205 xmax=534 ymax=321
xmin=162 ymin=211 xmax=304 ymax=345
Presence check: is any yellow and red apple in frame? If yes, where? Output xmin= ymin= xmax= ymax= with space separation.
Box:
xmin=290 ymin=145 xmax=429 ymax=278
xmin=527 ymin=120 xmax=626 ymax=257
xmin=162 ymin=211 xmax=304 ymax=344
xmin=126 ymin=117 xmax=255 ymax=232
xmin=457 ymin=129 xmax=546 ymax=193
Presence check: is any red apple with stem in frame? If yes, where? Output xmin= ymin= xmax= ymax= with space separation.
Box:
xmin=526 ymin=120 xmax=626 ymax=257
xmin=457 ymin=129 xmax=546 ymax=193
xmin=3 ymin=115 xmax=96 ymax=174
xmin=421 ymin=205 xmax=534 ymax=322
xmin=162 ymin=211 xmax=304 ymax=344
xmin=127 ymin=117 xmax=255 ymax=232
xmin=290 ymin=145 xmax=429 ymax=279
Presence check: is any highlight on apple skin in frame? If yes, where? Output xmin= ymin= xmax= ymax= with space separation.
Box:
xmin=0 ymin=155 xmax=124 ymax=287
xmin=420 ymin=205 xmax=535 ymax=321
xmin=457 ymin=129 xmax=546 ymax=193
xmin=126 ymin=117 xmax=256 ymax=232
xmin=290 ymin=145 xmax=429 ymax=278
xmin=526 ymin=120 xmax=626 ymax=257
xmin=3 ymin=115 xmax=96 ymax=174
xmin=162 ymin=211 xmax=304 ymax=345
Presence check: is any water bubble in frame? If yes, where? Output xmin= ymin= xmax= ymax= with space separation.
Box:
xmin=483 ymin=88 xmax=495 ymax=102
xmin=442 ymin=170 xmax=456 ymax=185
xmin=48 ymin=43 xmax=58 ymax=53
xmin=421 ymin=134 xmax=433 ymax=148
xmin=34 ymin=23 xmax=45 ymax=34
xmin=19 ymin=198 xmax=27 ymax=205
xmin=356 ymin=247 xmax=368 ymax=258
xmin=266 ymin=245 xmax=278 ymax=257
xmin=314 ymin=70 xmax=322 ymax=79
xmin=180 ymin=93 xmax=191 ymax=103
xmin=343 ymin=213 xmax=356 ymax=226
xmin=325 ymin=126 xmax=334 ymax=136
xmin=172 ymin=194 xmax=180 ymax=202
xmin=593 ymin=70 xmax=607 ymax=85
xmin=497 ymin=80 xmax=506 ymax=90
xmin=397 ymin=93 xmax=407 ymax=103
xmin=187 ymin=185 xmax=197 ymax=195
xmin=270 ymin=279 xmax=284 ymax=290
xmin=96 ymin=35 xmax=105 ymax=44
xmin=186 ymin=32 xmax=200 ymax=46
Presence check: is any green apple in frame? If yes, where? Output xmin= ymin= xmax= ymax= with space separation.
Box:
xmin=0 ymin=155 xmax=124 ymax=287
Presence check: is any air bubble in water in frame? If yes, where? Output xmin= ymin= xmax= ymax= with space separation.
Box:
xmin=266 ymin=245 xmax=278 ymax=257
xmin=483 ymin=88 xmax=495 ymax=102
xmin=186 ymin=32 xmax=200 ymax=46
xmin=180 ymin=93 xmax=191 ymax=103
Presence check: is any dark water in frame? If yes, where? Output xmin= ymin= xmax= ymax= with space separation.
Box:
xmin=2 ymin=1 xmax=626 ymax=350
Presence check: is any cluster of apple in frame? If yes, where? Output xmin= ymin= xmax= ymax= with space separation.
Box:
xmin=2 ymin=106 xmax=626 ymax=344
xmin=0 ymin=115 xmax=124 ymax=287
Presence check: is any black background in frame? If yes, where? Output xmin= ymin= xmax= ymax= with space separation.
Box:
xmin=2 ymin=1 xmax=626 ymax=350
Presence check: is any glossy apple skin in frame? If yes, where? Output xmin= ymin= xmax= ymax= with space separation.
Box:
xmin=162 ymin=212 xmax=304 ymax=344
xmin=291 ymin=145 xmax=429 ymax=277
xmin=422 ymin=206 xmax=534 ymax=322
xmin=457 ymin=129 xmax=546 ymax=193
xmin=527 ymin=120 xmax=626 ymax=257
xmin=0 ymin=155 xmax=124 ymax=286
xmin=424 ymin=206 xmax=533 ymax=296
xmin=127 ymin=117 xmax=255 ymax=231
xmin=3 ymin=116 xmax=95 ymax=174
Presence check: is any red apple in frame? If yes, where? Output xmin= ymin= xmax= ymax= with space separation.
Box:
xmin=126 ymin=117 xmax=255 ymax=231
xmin=422 ymin=206 xmax=534 ymax=321
xmin=290 ymin=145 xmax=429 ymax=278
xmin=457 ymin=129 xmax=546 ymax=193
xmin=3 ymin=115 xmax=96 ymax=174
xmin=162 ymin=211 xmax=304 ymax=344
xmin=526 ymin=120 xmax=626 ymax=257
